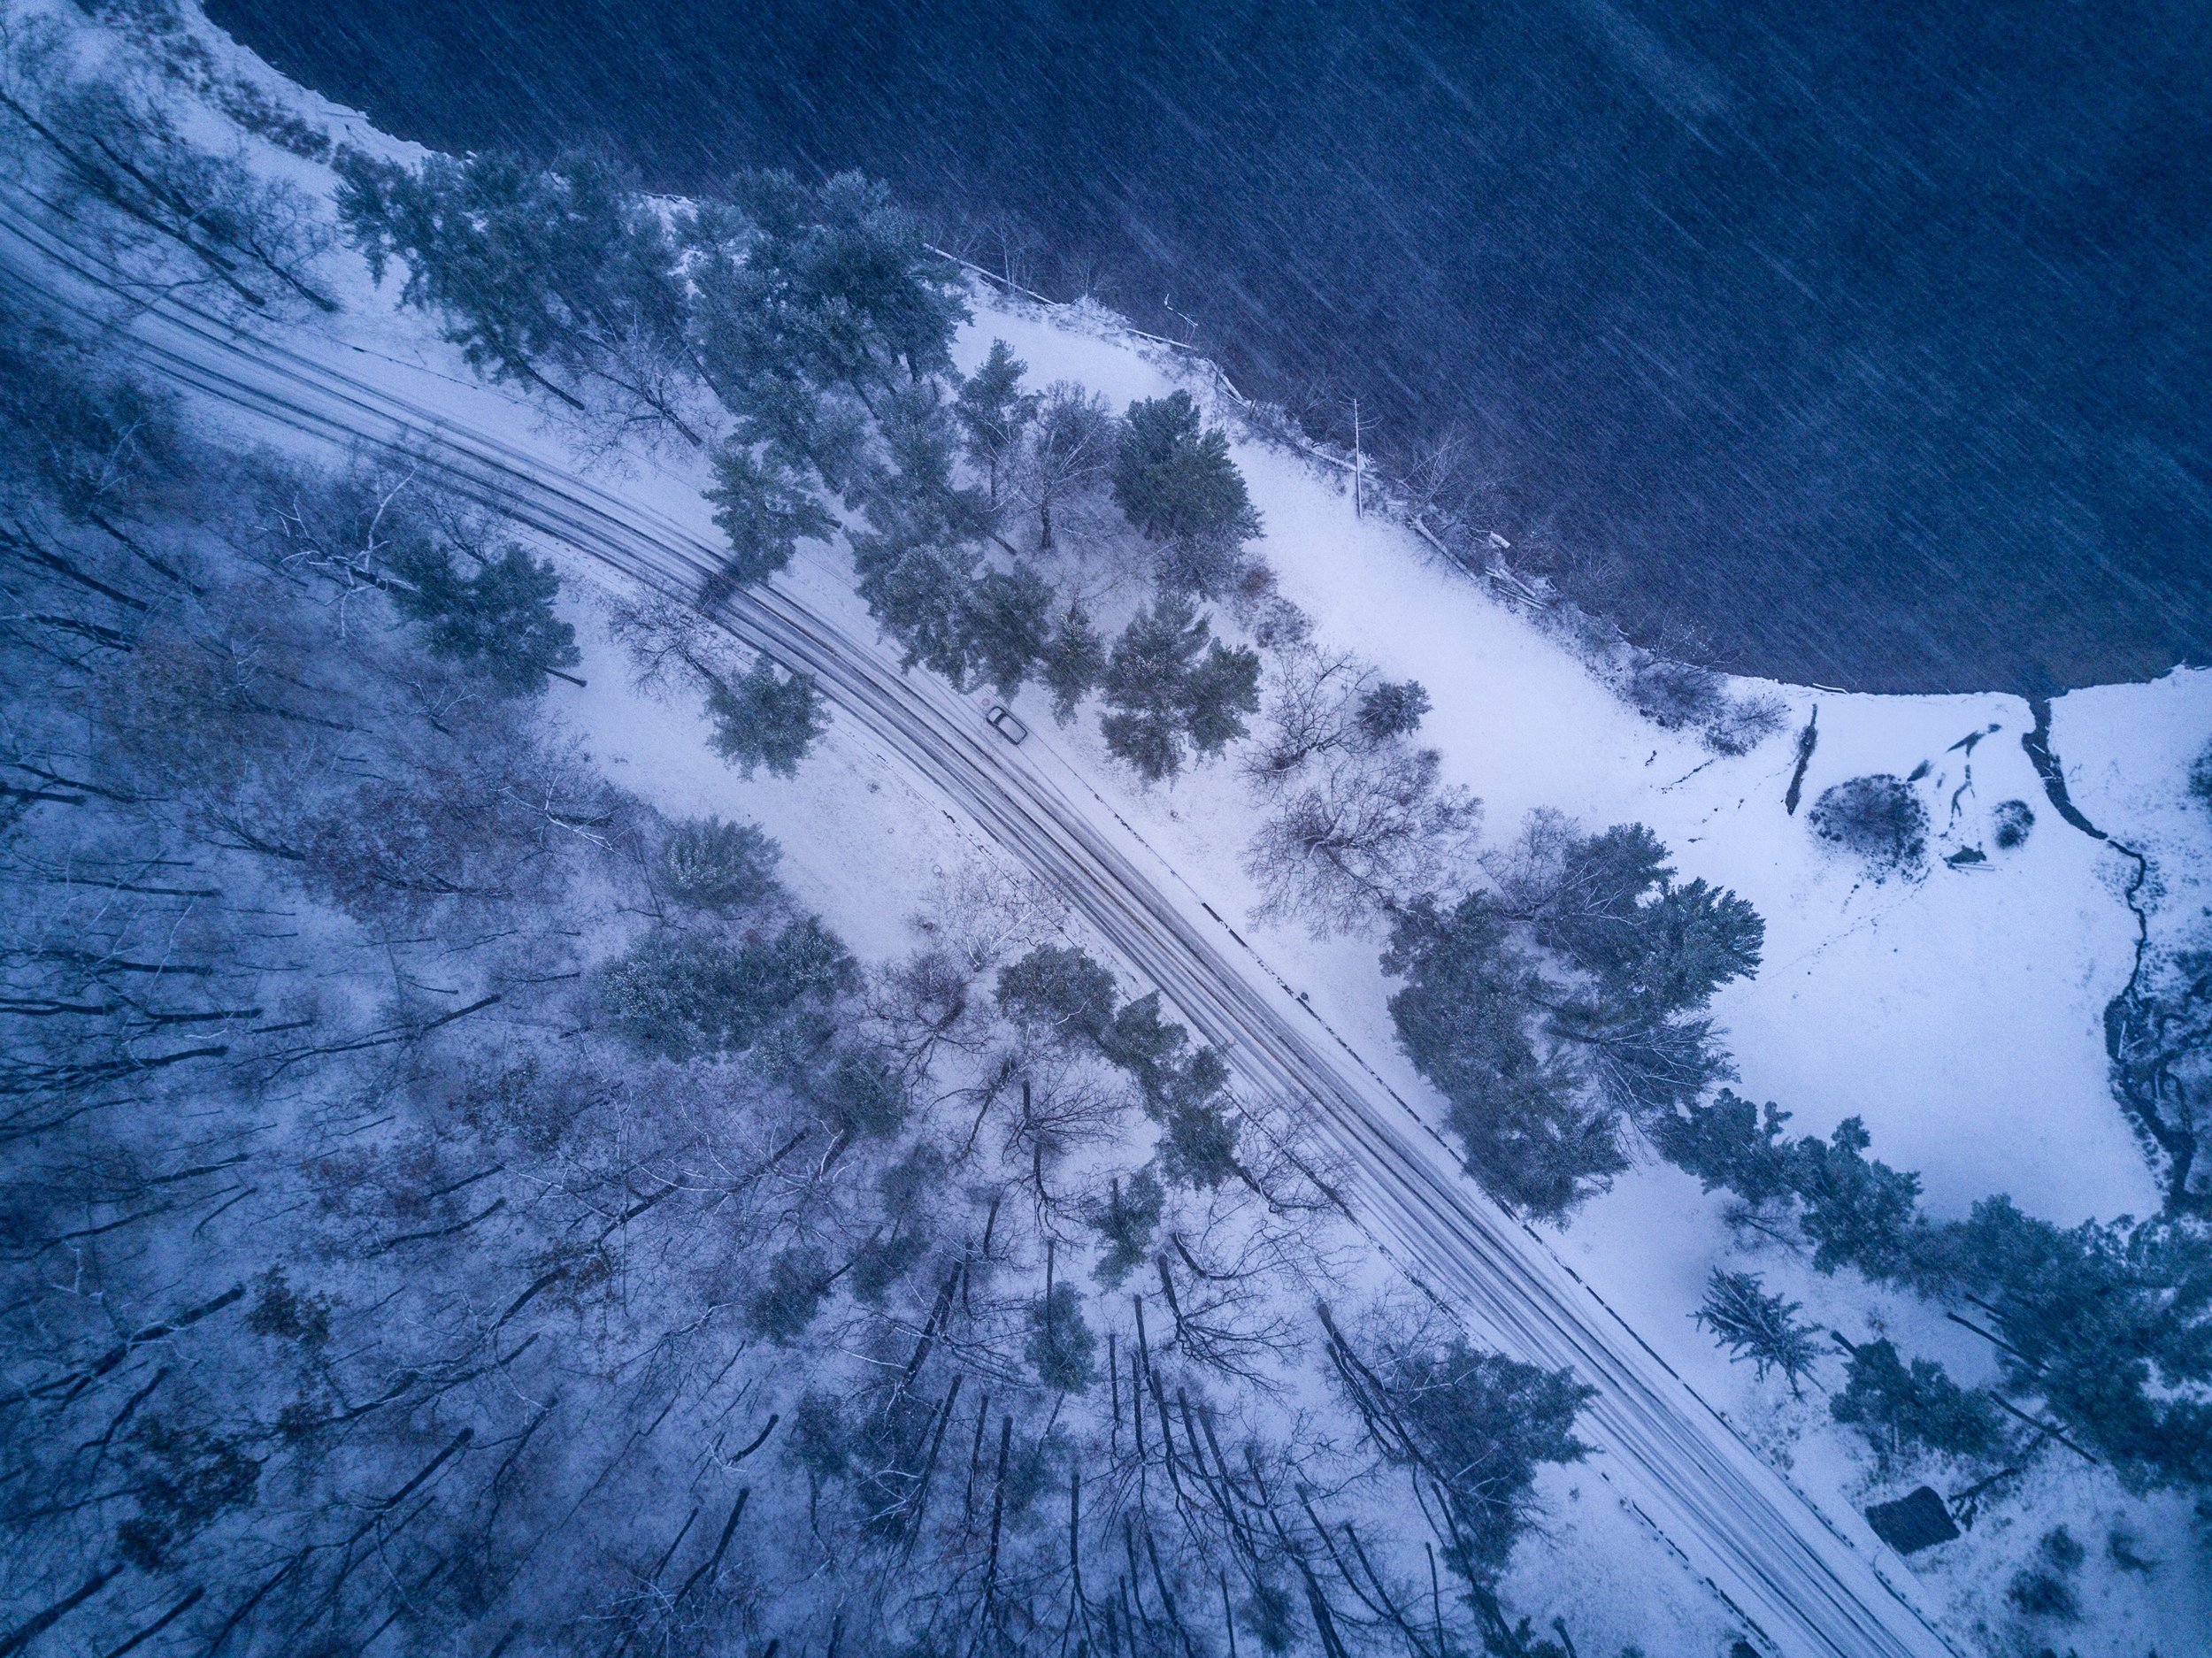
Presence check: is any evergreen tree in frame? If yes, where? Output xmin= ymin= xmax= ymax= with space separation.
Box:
xmin=807 ymin=1044 xmax=910 ymax=1139
xmin=1693 ymin=1270 xmax=1823 ymax=1394
xmin=848 ymin=384 xmax=1001 ymax=685
xmin=1099 ymin=595 xmax=1260 ymax=781
xmin=1112 ymin=390 xmax=1261 ymax=594
xmin=386 ymin=540 xmax=580 ymax=696
xmin=953 ymin=339 xmax=1037 ymax=508
xmin=1382 ymin=894 xmax=1626 ymax=1218
xmin=1040 ymin=601 xmax=1106 ymax=724
xmin=1356 ymin=678 xmax=1431 ymax=745
xmin=1026 ymin=1282 xmax=1098 ymax=1392
xmin=703 ymin=441 xmax=834 ymax=592
xmin=1525 ymin=823 xmax=1764 ymax=1014
xmin=746 ymin=1247 xmax=834 ymax=1345
xmin=1361 ymin=1336 xmax=1593 ymax=1588
xmin=1096 ymin=991 xmax=1189 ymax=1095
xmin=598 ymin=917 xmax=856 ymax=1059
xmin=1159 ymin=1094 xmax=1241 ymax=1190
xmin=1831 ymin=1339 xmax=2008 ymax=1463
xmin=660 ymin=816 xmax=781 ymax=913
xmin=688 ymin=169 xmax=966 ymax=407
xmin=1085 ymin=1170 xmax=1165 ymax=1286
xmin=706 ymin=656 xmax=829 ymax=778
xmin=996 ymin=944 xmax=1120 ymax=1047
xmin=960 ymin=565 xmax=1054 ymax=697
xmin=1029 ymin=382 xmax=1117 ymax=550
xmin=1937 ymin=1200 xmax=2212 ymax=1491
xmin=335 ymin=150 xmax=699 ymax=440
xmin=1786 ymin=1117 xmax=1928 ymax=1282
xmin=1183 ymin=632 xmax=1263 ymax=757
xmin=1650 ymin=1090 xmax=1799 ymax=1216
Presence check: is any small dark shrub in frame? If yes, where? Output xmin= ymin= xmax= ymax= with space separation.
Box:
xmin=1809 ymin=775 xmax=1929 ymax=874
xmin=1992 ymin=798 xmax=2036 ymax=849
xmin=1624 ymin=656 xmax=1726 ymax=731
xmin=2038 ymin=1526 xmax=2085 ymax=1572
xmin=2190 ymin=738 xmax=2212 ymax=810
xmin=2006 ymin=1567 xmax=2078 ymax=1623
xmin=1703 ymin=692 xmax=1788 ymax=756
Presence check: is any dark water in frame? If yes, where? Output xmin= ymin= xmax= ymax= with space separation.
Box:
xmin=209 ymin=0 xmax=2212 ymax=693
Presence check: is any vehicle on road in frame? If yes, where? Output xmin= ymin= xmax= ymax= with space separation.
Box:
xmin=986 ymin=704 xmax=1028 ymax=744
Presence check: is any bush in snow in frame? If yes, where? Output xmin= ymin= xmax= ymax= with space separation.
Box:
xmin=1809 ymin=773 xmax=1929 ymax=874
xmin=2191 ymin=737 xmax=2212 ymax=811
xmin=2006 ymin=1530 xmax=2086 ymax=1623
xmin=1991 ymin=796 xmax=2036 ymax=849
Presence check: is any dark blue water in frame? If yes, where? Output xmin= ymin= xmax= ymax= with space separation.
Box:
xmin=209 ymin=0 xmax=2212 ymax=693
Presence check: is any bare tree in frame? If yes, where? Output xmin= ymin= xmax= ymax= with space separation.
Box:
xmin=1245 ymin=746 xmax=1481 ymax=937
xmin=1242 ymin=644 xmax=1373 ymax=794
xmin=1016 ymin=383 xmax=1117 ymax=554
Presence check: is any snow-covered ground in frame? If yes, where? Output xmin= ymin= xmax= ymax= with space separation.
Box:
xmin=28 ymin=2 xmax=2212 ymax=1647
xmin=551 ymin=283 xmax=2212 ymax=1652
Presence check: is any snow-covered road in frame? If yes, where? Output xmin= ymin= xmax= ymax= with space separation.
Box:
xmin=0 ymin=195 xmax=1959 ymax=1658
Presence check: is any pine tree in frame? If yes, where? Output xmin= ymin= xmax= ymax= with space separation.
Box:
xmin=1100 ymin=595 xmax=1258 ymax=781
xmin=335 ymin=150 xmax=698 ymax=440
xmin=1692 ymin=1270 xmax=1823 ymax=1394
xmin=953 ymin=339 xmax=1037 ymax=509
xmin=660 ymin=816 xmax=781 ymax=913
xmin=1525 ymin=824 xmax=1763 ymax=1014
xmin=704 ymin=441 xmax=834 ymax=592
xmin=1039 ymin=602 xmax=1105 ymax=724
xmin=1356 ymin=679 xmax=1431 ymax=745
xmin=1787 ymin=1118 xmax=1927 ymax=1282
xmin=1026 ymin=1282 xmax=1097 ymax=1392
xmin=386 ymin=541 xmax=580 ymax=696
xmin=1360 ymin=1336 xmax=1594 ymax=1589
xmin=959 ymin=566 xmax=1053 ymax=697
xmin=1086 ymin=1171 xmax=1165 ymax=1286
xmin=1183 ymin=634 xmax=1263 ymax=759
xmin=1831 ymin=1339 xmax=2008 ymax=1463
xmin=1113 ymin=390 xmax=1257 ymax=533
xmin=1650 ymin=1090 xmax=1798 ymax=1214
xmin=689 ymin=169 xmax=967 ymax=405
xmin=1096 ymin=991 xmax=1190 ymax=1094
xmin=1111 ymin=390 xmax=1261 ymax=593
xmin=705 ymin=656 xmax=828 ymax=778
xmin=1382 ymin=894 xmax=1627 ymax=1218
xmin=995 ymin=944 xmax=1120 ymax=1046
xmin=1159 ymin=1095 xmax=1240 ymax=1190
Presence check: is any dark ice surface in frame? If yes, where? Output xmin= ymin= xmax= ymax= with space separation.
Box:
xmin=208 ymin=0 xmax=2212 ymax=692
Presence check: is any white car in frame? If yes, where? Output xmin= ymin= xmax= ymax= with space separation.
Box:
xmin=985 ymin=704 xmax=1028 ymax=745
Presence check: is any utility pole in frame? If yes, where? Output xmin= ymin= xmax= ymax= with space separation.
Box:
xmin=1350 ymin=396 xmax=1363 ymax=518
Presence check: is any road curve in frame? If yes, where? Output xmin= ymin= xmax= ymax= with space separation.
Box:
xmin=0 ymin=196 xmax=1956 ymax=1658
